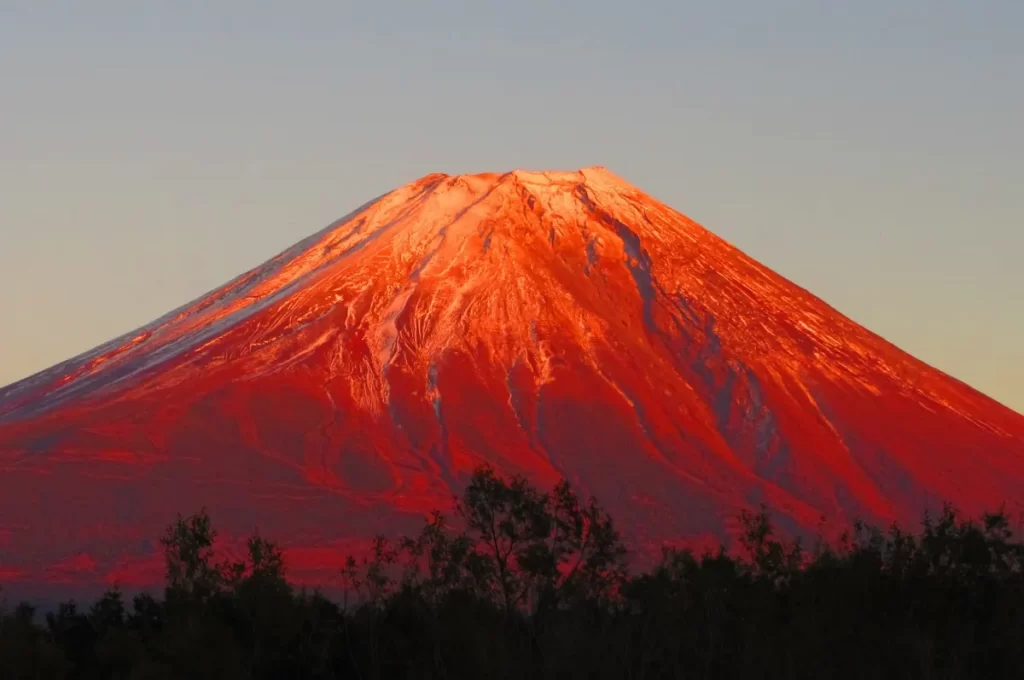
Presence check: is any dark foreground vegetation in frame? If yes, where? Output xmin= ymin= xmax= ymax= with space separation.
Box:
xmin=3 ymin=467 xmax=1024 ymax=679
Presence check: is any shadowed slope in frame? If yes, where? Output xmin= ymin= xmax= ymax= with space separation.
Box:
xmin=1 ymin=167 xmax=1022 ymax=589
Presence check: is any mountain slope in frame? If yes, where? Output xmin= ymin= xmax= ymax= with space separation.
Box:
xmin=2 ymin=167 xmax=1022 ymax=588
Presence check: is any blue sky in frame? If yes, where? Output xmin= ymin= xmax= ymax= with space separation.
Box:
xmin=1 ymin=1 xmax=1021 ymax=411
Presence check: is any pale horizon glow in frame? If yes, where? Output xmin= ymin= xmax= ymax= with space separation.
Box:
xmin=1 ymin=1 xmax=1021 ymax=413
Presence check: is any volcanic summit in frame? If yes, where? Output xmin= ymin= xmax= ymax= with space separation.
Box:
xmin=2 ymin=167 xmax=1023 ymax=588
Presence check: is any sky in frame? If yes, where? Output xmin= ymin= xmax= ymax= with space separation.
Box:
xmin=1 ymin=1 xmax=1021 ymax=413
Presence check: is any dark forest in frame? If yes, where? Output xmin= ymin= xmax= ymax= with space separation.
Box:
xmin=3 ymin=466 xmax=1022 ymax=679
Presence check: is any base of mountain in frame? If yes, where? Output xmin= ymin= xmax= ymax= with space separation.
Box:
xmin=3 ymin=466 xmax=1022 ymax=680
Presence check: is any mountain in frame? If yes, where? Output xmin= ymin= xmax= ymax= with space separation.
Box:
xmin=2 ymin=167 xmax=1023 ymax=590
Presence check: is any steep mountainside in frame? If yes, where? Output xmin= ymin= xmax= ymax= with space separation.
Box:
xmin=2 ymin=167 xmax=1022 ymax=588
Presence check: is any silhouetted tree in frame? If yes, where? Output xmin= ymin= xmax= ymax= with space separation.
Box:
xmin=160 ymin=509 xmax=225 ymax=602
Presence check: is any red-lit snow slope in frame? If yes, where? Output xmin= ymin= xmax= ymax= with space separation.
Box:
xmin=2 ymin=167 xmax=1023 ymax=589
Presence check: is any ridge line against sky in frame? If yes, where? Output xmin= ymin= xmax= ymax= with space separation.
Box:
xmin=0 ymin=1 xmax=1021 ymax=412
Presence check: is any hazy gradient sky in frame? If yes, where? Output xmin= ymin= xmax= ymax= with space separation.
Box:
xmin=1 ymin=1 xmax=1021 ymax=412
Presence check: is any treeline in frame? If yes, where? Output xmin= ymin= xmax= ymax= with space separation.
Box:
xmin=2 ymin=466 xmax=1024 ymax=679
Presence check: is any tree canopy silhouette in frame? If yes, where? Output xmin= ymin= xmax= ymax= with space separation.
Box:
xmin=1 ymin=466 xmax=1023 ymax=679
